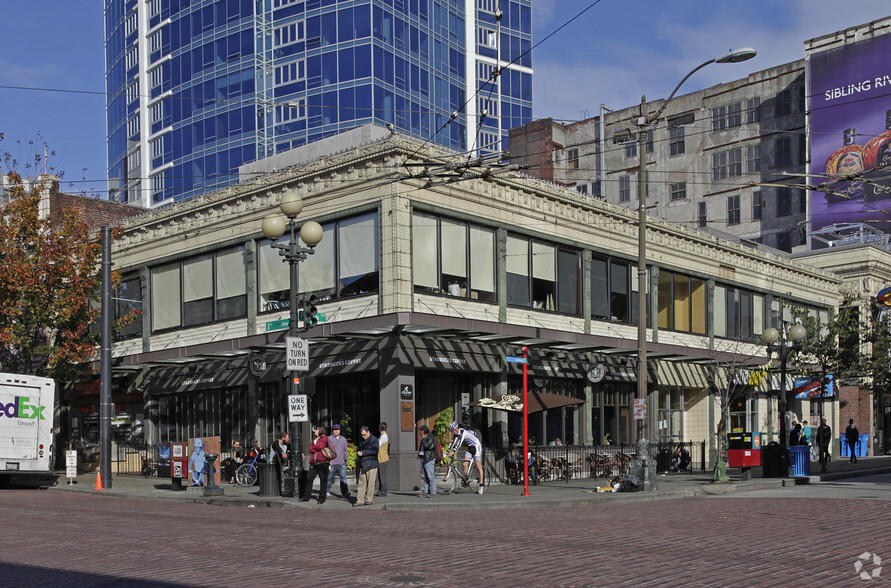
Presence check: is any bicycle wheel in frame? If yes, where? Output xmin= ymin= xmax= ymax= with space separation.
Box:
xmin=235 ymin=464 xmax=257 ymax=487
xmin=440 ymin=468 xmax=459 ymax=494
xmin=597 ymin=462 xmax=613 ymax=479
xmin=467 ymin=469 xmax=480 ymax=494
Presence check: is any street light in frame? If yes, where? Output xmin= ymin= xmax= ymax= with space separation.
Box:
xmin=761 ymin=324 xmax=807 ymax=446
xmin=635 ymin=48 xmax=756 ymax=486
xmin=261 ymin=189 xmax=323 ymax=483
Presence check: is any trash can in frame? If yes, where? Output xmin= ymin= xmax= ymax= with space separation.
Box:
xmin=858 ymin=434 xmax=870 ymax=457
xmin=656 ymin=448 xmax=671 ymax=473
xmin=257 ymin=463 xmax=280 ymax=497
xmin=840 ymin=437 xmax=851 ymax=458
xmin=788 ymin=445 xmax=811 ymax=476
xmin=761 ymin=442 xmax=786 ymax=478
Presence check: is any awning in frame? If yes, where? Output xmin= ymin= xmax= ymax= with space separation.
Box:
xmin=468 ymin=391 xmax=586 ymax=413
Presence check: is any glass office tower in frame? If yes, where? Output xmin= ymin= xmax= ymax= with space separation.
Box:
xmin=105 ymin=0 xmax=532 ymax=207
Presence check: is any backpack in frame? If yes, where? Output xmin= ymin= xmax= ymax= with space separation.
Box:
xmin=435 ymin=441 xmax=444 ymax=461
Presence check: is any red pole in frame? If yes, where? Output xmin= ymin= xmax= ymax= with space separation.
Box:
xmin=522 ymin=346 xmax=530 ymax=496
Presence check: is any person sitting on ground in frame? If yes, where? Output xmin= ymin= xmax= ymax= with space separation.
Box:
xmin=248 ymin=439 xmax=266 ymax=462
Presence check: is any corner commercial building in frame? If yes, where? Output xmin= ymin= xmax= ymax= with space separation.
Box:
xmin=104 ymin=0 xmax=533 ymax=208
xmin=67 ymin=129 xmax=843 ymax=489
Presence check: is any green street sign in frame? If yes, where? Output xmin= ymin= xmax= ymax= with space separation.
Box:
xmin=316 ymin=313 xmax=327 ymax=323
xmin=265 ymin=319 xmax=290 ymax=332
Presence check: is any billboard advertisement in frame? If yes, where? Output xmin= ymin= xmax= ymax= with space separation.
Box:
xmin=809 ymin=33 xmax=891 ymax=234
xmin=793 ymin=374 xmax=835 ymax=398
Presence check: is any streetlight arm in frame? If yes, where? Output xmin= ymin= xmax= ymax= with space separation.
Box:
xmin=645 ymin=59 xmax=715 ymax=124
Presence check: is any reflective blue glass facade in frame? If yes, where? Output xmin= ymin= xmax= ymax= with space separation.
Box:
xmin=105 ymin=0 xmax=532 ymax=207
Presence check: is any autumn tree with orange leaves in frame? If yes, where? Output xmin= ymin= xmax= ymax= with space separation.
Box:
xmin=0 ymin=172 xmax=109 ymax=380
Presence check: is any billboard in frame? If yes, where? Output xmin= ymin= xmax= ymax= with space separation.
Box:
xmin=809 ymin=33 xmax=891 ymax=234
xmin=793 ymin=374 xmax=835 ymax=399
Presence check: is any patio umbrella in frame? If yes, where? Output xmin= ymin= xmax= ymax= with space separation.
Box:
xmin=467 ymin=391 xmax=585 ymax=414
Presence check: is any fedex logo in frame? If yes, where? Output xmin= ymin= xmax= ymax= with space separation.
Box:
xmin=0 ymin=396 xmax=46 ymax=420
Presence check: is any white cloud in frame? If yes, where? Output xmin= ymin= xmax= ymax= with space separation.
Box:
xmin=532 ymin=0 xmax=891 ymax=121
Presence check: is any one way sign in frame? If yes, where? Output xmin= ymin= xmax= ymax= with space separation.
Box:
xmin=288 ymin=394 xmax=308 ymax=423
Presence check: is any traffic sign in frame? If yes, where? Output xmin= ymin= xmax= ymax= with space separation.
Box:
xmin=288 ymin=394 xmax=308 ymax=422
xmin=286 ymin=336 xmax=309 ymax=371
xmin=265 ymin=319 xmax=289 ymax=332
xmin=506 ymin=356 xmax=527 ymax=363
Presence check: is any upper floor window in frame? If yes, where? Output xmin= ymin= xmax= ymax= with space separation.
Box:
xmin=747 ymin=144 xmax=761 ymax=173
xmin=275 ymin=60 xmax=306 ymax=85
xmin=619 ymin=175 xmax=631 ymax=202
xmin=507 ymin=236 xmax=580 ymax=314
xmin=698 ymin=202 xmax=707 ymax=228
xmin=752 ymin=190 xmax=762 ymax=220
xmin=115 ymin=274 xmax=142 ymax=340
xmin=669 ymin=182 xmax=686 ymax=200
xmin=412 ymin=213 xmax=495 ymax=302
xmin=775 ymin=89 xmax=793 ymax=117
xmin=657 ymin=270 xmax=707 ymax=334
xmin=776 ymin=137 xmax=792 ymax=167
xmin=591 ymin=256 xmax=637 ymax=324
xmin=275 ymin=21 xmax=305 ymax=47
xmin=151 ymin=246 xmax=247 ymax=332
xmin=669 ymin=126 xmax=684 ymax=156
xmin=728 ymin=194 xmax=740 ymax=225
xmin=258 ymin=212 xmax=379 ymax=312
xmin=746 ymin=98 xmax=760 ymax=123
xmin=714 ymin=284 xmax=763 ymax=341
xmin=566 ymin=148 xmax=579 ymax=170
xmin=713 ymin=148 xmax=742 ymax=180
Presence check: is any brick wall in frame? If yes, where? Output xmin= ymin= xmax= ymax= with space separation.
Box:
xmin=838 ymin=384 xmax=873 ymax=454
xmin=49 ymin=192 xmax=144 ymax=231
xmin=509 ymin=119 xmax=558 ymax=182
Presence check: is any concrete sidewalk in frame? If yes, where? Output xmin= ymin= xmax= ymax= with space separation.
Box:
xmin=43 ymin=455 xmax=891 ymax=512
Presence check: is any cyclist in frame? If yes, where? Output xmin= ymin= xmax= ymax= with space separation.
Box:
xmin=446 ymin=421 xmax=485 ymax=494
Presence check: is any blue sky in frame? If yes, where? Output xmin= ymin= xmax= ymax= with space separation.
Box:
xmin=0 ymin=1 xmax=888 ymax=198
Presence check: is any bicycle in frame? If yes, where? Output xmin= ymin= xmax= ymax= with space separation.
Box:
xmin=235 ymin=453 xmax=264 ymax=487
xmin=439 ymin=456 xmax=489 ymax=494
xmin=612 ymin=451 xmax=632 ymax=476
xmin=587 ymin=453 xmax=613 ymax=479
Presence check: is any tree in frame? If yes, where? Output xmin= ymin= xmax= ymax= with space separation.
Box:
xmin=703 ymin=339 xmax=766 ymax=462
xmin=0 ymin=172 xmax=120 ymax=380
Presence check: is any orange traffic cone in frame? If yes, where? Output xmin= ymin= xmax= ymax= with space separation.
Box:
xmin=95 ymin=471 xmax=104 ymax=491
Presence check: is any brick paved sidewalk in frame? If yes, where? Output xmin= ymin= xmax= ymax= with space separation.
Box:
xmin=43 ymin=454 xmax=891 ymax=511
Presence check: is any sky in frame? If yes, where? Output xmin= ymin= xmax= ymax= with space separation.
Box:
xmin=0 ymin=1 xmax=889 ymax=198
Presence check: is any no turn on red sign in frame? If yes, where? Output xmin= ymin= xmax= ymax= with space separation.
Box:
xmin=286 ymin=336 xmax=309 ymax=372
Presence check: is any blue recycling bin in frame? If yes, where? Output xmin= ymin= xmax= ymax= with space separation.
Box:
xmin=788 ymin=445 xmax=811 ymax=476
xmin=840 ymin=437 xmax=851 ymax=457
xmin=858 ymin=434 xmax=870 ymax=457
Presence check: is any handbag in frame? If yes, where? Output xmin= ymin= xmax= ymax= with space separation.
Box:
xmin=321 ymin=445 xmax=337 ymax=461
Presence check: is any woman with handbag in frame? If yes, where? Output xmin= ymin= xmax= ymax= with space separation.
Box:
xmin=300 ymin=424 xmax=333 ymax=504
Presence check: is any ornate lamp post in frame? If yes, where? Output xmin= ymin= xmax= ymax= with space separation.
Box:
xmin=261 ymin=189 xmax=323 ymax=480
xmin=761 ymin=324 xmax=807 ymax=446
xmin=634 ymin=48 xmax=756 ymax=488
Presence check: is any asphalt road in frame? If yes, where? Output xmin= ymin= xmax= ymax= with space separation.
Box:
xmin=2 ymin=486 xmax=888 ymax=587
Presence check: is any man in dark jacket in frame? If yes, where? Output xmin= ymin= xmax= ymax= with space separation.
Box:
xmin=845 ymin=419 xmax=860 ymax=464
xmin=816 ymin=418 xmax=832 ymax=473
xmin=418 ymin=425 xmax=437 ymax=497
xmin=354 ymin=426 xmax=379 ymax=507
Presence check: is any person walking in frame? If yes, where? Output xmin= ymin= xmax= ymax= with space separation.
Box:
xmin=418 ymin=425 xmax=437 ymax=497
xmin=354 ymin=426 xmax=379 ymax=507
xmin=301 ymin=425 xmax=331 ymax=503
xmin=816 ymin=418 xmax=832 ymax=473
xmin=845 ymin=419 xmax=860 ymax=464
xmin=325 ymin=424 xmax=351 ymax=499
xmin=376 ymin=422 xmax=389 ymax=497
xmin=801 ymin=420 xmax=815 ymax=461
xmin=269 ymin=431 xmax=290 ymax=492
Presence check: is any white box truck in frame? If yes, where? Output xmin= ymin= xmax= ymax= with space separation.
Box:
xmin=0 ymin=373 xmax=55 ymax=482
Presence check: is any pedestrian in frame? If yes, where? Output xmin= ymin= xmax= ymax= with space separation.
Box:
xmin=418 ymin=425 xmax=437 ymax=497
xmin=325 ymin=424 xmax=351 ymax=499
xmin=376 ymin=421 xmax=389 ymax=497
xmin=789 ymin=421 xmax=802 ymax=446
xmin=300 ymin=424 xmax=331 ymax=504
xmin=845 ymin=419 xmax=860 ymax=464
xmin=269 ymin=431 xmax=290 ymax=490
xmin=801 ymin=420 xmax=816 ymax=461
xmin=816 ymin=418 xmax=832 ymax=473
xmin=354 ymin=426 xmax=379 ymax=507
xmin=224 ymin=440 xmax=244 ymax=484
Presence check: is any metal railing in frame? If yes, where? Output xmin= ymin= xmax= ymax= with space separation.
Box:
xmin=484 ymin=441 xmax=706 ymax=485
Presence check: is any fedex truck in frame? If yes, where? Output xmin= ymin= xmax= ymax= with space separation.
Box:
xmin=0 ymin=373 xmax=55 ymax=480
